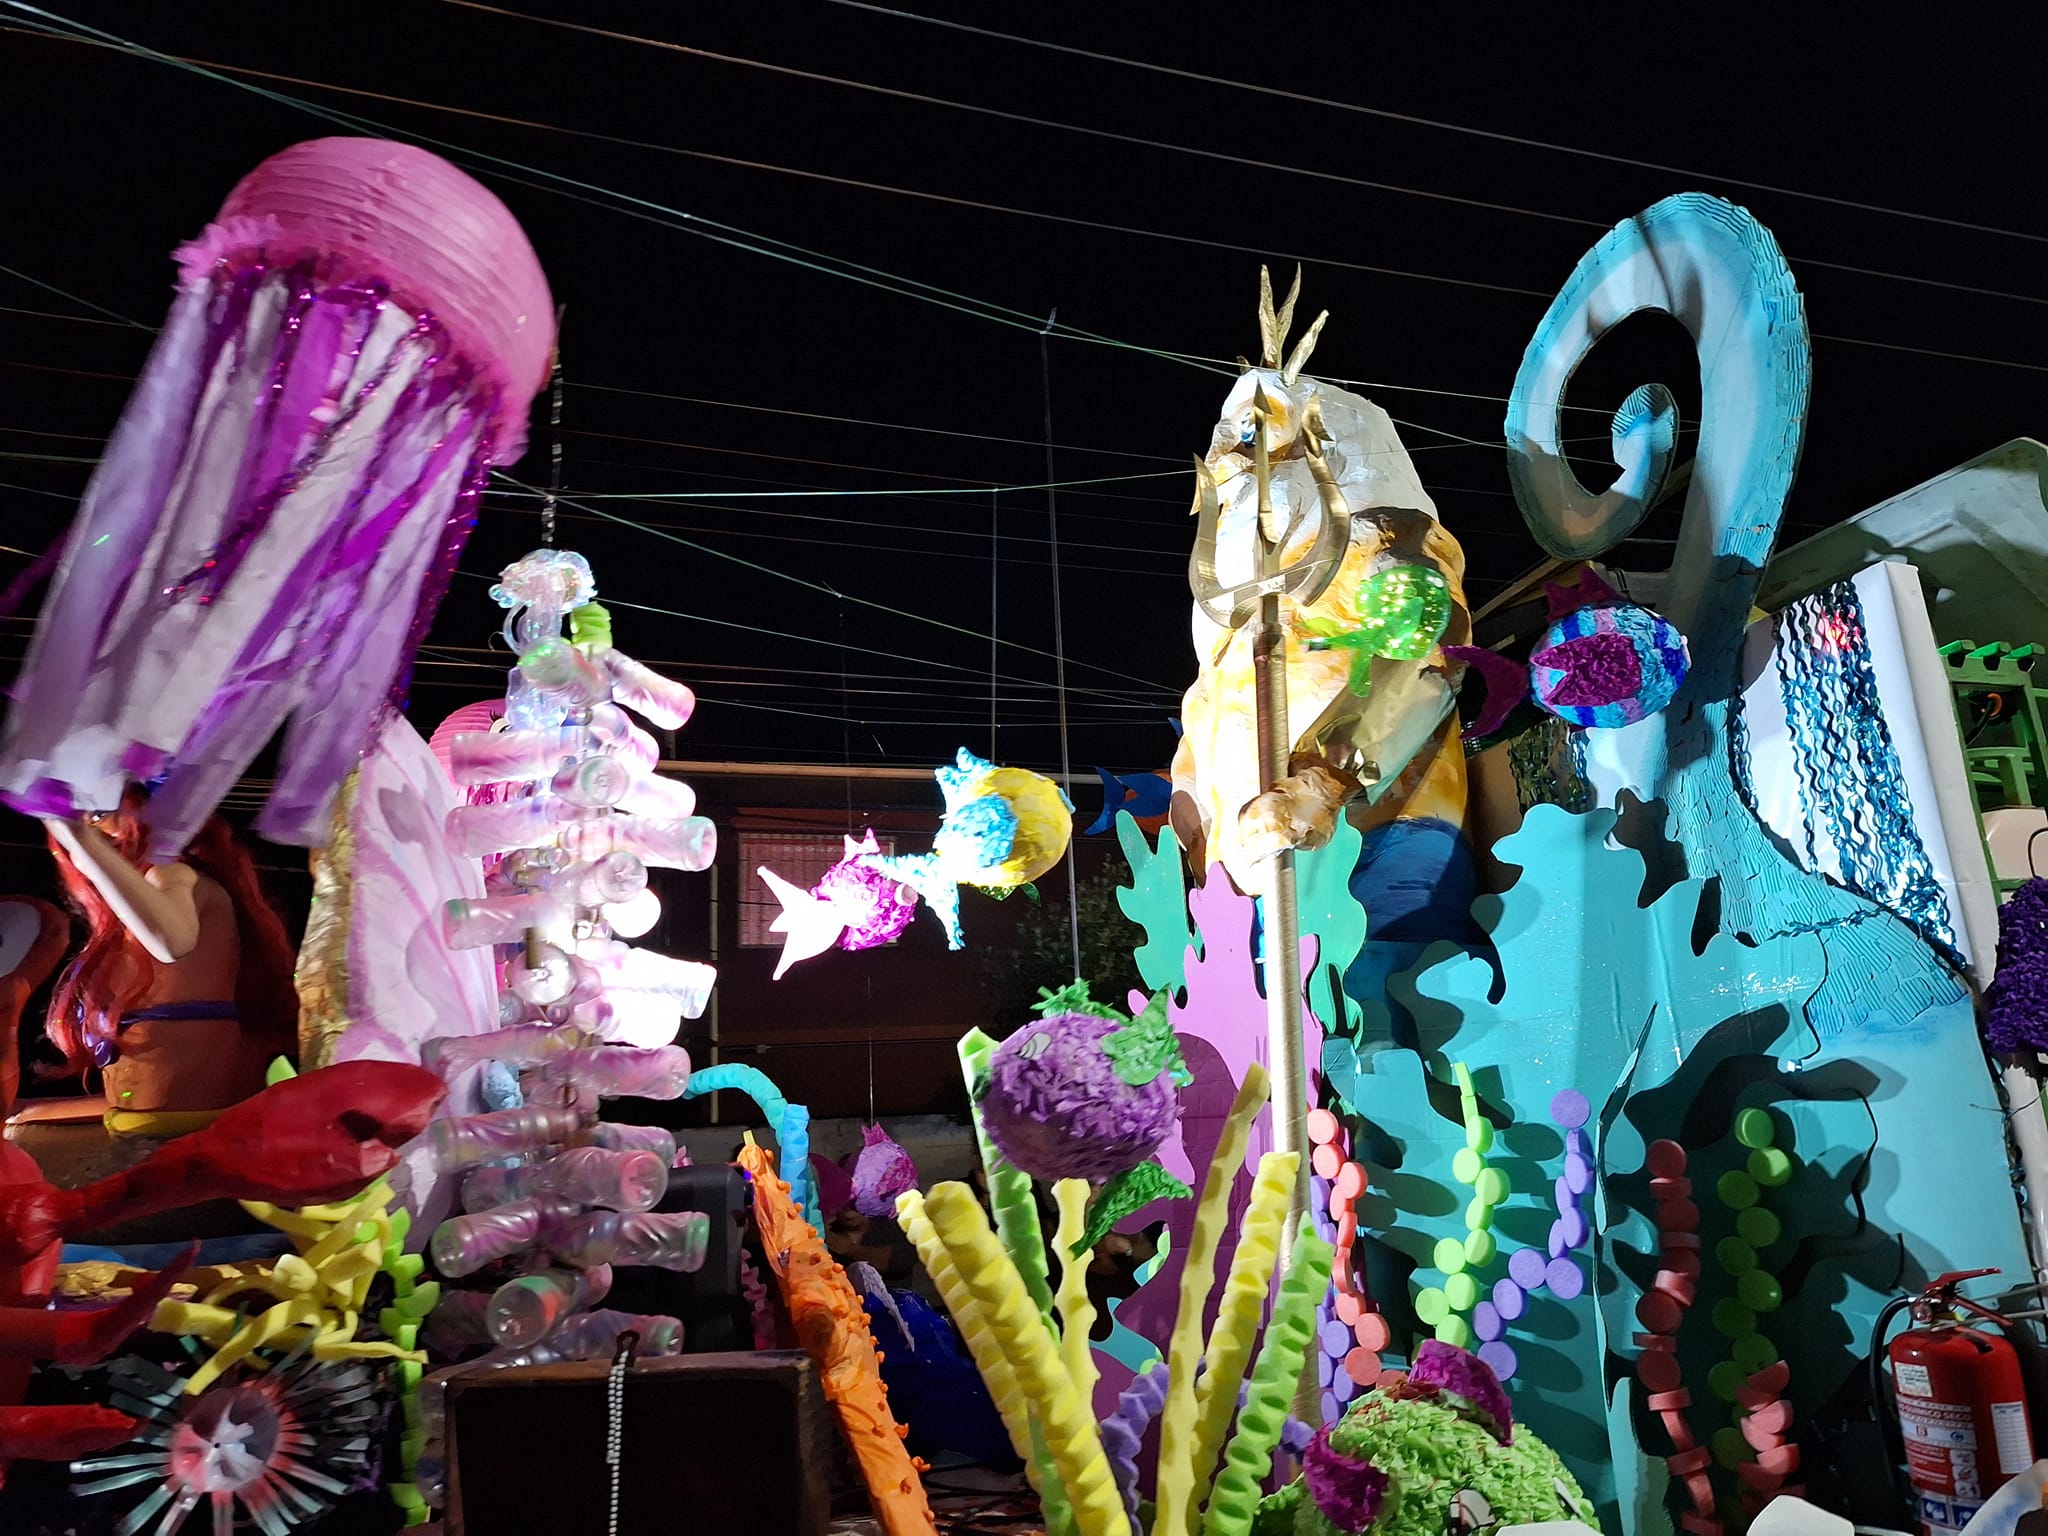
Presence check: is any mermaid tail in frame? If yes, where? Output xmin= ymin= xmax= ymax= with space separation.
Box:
xmin=0 ymin=1061 xmax=445 ymax=1264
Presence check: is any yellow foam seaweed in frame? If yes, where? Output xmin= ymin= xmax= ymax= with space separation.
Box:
xmin=1154 ymin=1061 xmax=1270 ymax=1536
xmin=1187 ymin=1150 xmax=1298 ymax=1505
xmin=1201 ymin=1226 xmax=1335 ymax=1536
xmin=1053 ymin=1178 xmax=1099 ymax=1412
xmin=958 ymin=1029 xmax=1056 ymax=1325
xmin=924 ymin=1182 xmax=1130 ymax=1536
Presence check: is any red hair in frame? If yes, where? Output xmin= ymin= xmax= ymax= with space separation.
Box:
xmin=45 ymin=790 xmax=299 ymax=1079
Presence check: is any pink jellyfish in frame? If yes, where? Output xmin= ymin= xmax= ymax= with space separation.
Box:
xmin=0 ymin=138 xmax=554 ymax=859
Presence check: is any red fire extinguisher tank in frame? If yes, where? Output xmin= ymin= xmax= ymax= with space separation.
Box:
xmin=1888 ymin=1271 xmax=2037 ymax=1536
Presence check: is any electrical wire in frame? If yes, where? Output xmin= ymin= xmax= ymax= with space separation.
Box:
xmin=443 ymin=0 xmax=2048 ymax=311
xmin=453 ymin=573 xmax=1179 ymax=707
xmin=574 ymin=381 xmax=1181 ymax=463
xmin=15 ymin=9 xmax=2041 ymax=383
xmin=1041 ymin=314 xmax=1084 ymax=976
xmin=490 ymin=471 xmax=1184 ymax=691
xmin=0 ymin=7 xmax=1236 ymax=381
xmin=824 ymin=1 xmax=2048 ymax=250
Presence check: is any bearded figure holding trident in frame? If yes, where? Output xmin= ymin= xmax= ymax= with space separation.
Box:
xmin=1172 ymin=271 xmax=1476 ymax=1335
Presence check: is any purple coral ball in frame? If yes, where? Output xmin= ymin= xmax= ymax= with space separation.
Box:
xmin=981 ymin=1012 xmax=1178 ymax=1182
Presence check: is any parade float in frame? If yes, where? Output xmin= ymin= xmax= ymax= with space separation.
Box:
xmin=0 ymin=127 xmax=2038 ymax=1536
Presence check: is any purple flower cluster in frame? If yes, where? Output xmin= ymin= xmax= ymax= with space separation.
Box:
xmin=850 ymin=1123 xmax=919 ymax=1220
xmin=1989 ymin=877 xmax=2048 ymax=1058
xmin=1305 ymin=1424 xmax=1392 ymax=1531
xmin=1409 ymin=1341 xmax=1515 ymax=1444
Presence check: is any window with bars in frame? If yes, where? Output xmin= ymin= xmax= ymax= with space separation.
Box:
xmin=737 ymin=832 xmax=897 ymax=947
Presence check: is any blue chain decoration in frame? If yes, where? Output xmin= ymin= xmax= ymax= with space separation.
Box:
xmin=1507 ymin=714 xmax=1593 ymax=814
xmin=1771 ymin=580 xmax=1959 ymax=959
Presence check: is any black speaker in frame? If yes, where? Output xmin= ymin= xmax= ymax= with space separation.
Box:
xmin=603 ymin=1164 xmax=750 ymax=1353
xmin=446 ymin=1351 xmax=834 ymax=1535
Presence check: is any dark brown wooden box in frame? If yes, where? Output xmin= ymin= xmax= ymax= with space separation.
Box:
xmin=445 ymin=1349 xmax=835 ymax=1535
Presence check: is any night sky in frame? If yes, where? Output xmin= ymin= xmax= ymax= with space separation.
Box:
xmin=1 ymin=3 xmax=2042 ymax=785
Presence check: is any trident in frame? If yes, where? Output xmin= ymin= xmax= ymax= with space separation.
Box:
xmin=1186 ymin=271 xmax=1349 ymax=1311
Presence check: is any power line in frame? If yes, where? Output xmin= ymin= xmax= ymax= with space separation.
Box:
xmin=455 ymin=574 xmax=1179 ymax=707
xmin=825 ymin=1 xmax=2048 ymax=250
xmin=492 ymin=473 xmax=1184 ymax=692
xmin=574 ymin=381 xmax=1181 ymax=463
xmin=0 ymin=8 xmax=1234 ymax=379
xmin=442 ymin=0 xmax=2048 ymax=312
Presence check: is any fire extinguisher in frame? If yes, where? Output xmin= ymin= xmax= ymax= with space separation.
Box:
xmin=1874 ymin=1269 xmax=2038 ymax=1536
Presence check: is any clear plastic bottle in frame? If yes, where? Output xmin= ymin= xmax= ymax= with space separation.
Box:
xmin=425 ymin=1023 xmax=563 ymax=1079
xmin=536 ymin=1044 xmax=692 ymax=1105
xmin=445 ymin=796 xmax=577 ymax=858
xmin=550 ymin=755 xmax=632 ymax=810
xmin=581 ymin=1122 xmax=680 ymax=1166
xmin=561 ymin=814 xmax=716 ymax=873
xmin=504 ymin=945 xmax=600 ymax=1008
xmin=597 ymin=648 xmax=697 ymax=730
xmin=422 ymin=1287 xmax=496 ymax=1356
xmin=617 ymin=772 xmax=696 ymax=820
xmin=463 ymin=1145 xmax=669 ymax=1213
xmin=579 ymin=942 xmax=717 ymax=1012
xmin=485 ymin=1263 xmax=613 ymax=1348
xmin=545 ymin=1210 xmax=710 ymax=1273
xmin=428 ymin=1104 xmax=583 ymax=1174
xmin=554 ymin=851 xmax=647 ymax=906
xmin=600 ymin=888 xmax=662 ymax=939
xmin=584 ymin=705 xmax=660 ymax=772
xmin=518 ymin=638 xmax=611 ymax=709
xmin=488 ymin=1308 xmax=683 ymax=1366
xmin=429 ymin=1194 xmax=582 ymax=1278
xmin=449 ymin=727 xmax=594 ymax=788
xmin=441 ymin=892 xmax=568 ymax=950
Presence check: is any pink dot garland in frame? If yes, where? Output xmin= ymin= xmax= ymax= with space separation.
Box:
xmin=1636 ymin=1136 xmax=1803 ymax=1535
xmin=1309 ymin=1104 xmax=1387 ymax=1425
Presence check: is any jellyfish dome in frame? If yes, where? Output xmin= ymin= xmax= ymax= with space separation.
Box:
xmin=0 ymin=138 xmax=554 ymax=858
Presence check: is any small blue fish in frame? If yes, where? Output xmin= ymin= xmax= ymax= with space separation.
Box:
xmin=1084 ymin=767 xmax=1174 ymax=836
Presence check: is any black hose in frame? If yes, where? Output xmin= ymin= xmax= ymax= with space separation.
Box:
xmin=1870 ymin=1295 xmax=1915 ymax=1511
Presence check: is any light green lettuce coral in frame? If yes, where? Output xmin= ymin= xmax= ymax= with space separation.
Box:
xmin=1258 ymin=1390 xmax=1599 ymax=1536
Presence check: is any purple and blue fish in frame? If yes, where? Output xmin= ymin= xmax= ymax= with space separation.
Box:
xmin=1447 ymin=569 xmax=1688 ymax=740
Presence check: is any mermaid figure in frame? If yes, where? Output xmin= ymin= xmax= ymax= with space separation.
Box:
xmin=32 ymin=788 xmax=297 ymax=1132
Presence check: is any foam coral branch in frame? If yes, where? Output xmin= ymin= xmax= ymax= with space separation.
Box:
xmin=923 ymin=1182 xmax=1131 ymax=1536
xmin=1053 ymin=1179 xmax=1100 ymax=1412
xmin=738 ymin=1137 xmax=933 ymax=1536
xmin=1154 ymin=1061 xmax=1270 ymax=1536
xmin=1201 ymin=1226 xmax=1336 ymax=1536
xmin=1188 ymin=1151 xmax=1299 ymax=1504
xmin=958 ymin=1029 xmax=1056 ymax=1324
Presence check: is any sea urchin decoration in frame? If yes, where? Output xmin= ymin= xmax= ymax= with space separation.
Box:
xmin=72 ymin=1352 xmax=385 ymax=1536
xmin=978 ymin=986 xmax=1188 ymax=1184
xmin=850 ymin=1123 xmax=919 ymax=1220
